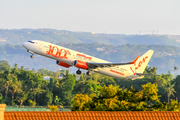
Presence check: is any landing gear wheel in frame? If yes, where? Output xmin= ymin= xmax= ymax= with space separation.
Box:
xmin=86 ymin=71 xmax=91 ymax=76
xmin=30 ymin=55 xmax=34 ymax=58
xmin=76 ymin=69 xmax=81 ymax=75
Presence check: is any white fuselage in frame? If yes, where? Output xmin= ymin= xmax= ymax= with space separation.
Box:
xmin=22 ymin=40 xmax=142 ymax=79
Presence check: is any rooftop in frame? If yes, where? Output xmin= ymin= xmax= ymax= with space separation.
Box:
xmin=4 ymin=111 xmax=180 ymax=120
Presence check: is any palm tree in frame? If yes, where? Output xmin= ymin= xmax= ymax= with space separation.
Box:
xmin=9 ymin=80 xmax=22 ymax=100
xmin=163 ymin=80 xmax=176 ymax=104
xmin=174 ymin=66 xmax=178 ymax=72
xmin=173 ymin=66 xmax=179 ymax=78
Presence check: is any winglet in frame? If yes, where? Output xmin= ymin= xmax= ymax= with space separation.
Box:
xmin=131 ymin=55 xmax=140 ymax=64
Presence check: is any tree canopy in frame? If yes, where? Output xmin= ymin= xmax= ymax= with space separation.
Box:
xmin=0 ymin=61 xmax=180 ymax=111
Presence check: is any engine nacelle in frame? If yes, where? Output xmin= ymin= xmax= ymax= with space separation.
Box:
xmin=74 ymin=60 xmax=88 ymax=70
xmin=56 ymin=61 xmax=70 ymax=68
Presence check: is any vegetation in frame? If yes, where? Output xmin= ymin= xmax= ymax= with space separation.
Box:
xmin=71 ymin=83 xmax=180 ymax=111
xmin=1 ymin=60 xmax=180 ymax=111
xmin=48 ymin=105 xmax=59 ymax=111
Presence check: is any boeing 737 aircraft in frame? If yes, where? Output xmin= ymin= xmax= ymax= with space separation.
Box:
xmin=22 ymin=40 xmax=154 ymax=80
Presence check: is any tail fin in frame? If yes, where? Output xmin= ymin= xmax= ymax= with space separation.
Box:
xmin=131 ymin=50 xmax=154 ymax=74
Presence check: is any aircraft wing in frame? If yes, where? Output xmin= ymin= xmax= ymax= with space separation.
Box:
xmin=87 ymin=55 xmax=140 ymax=69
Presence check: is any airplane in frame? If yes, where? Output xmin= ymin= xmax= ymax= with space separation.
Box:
xmin=22 ymin=40 xmax=154 ymax=80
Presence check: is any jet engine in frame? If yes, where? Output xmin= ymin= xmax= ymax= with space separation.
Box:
xmin=73 ymin=60 xmax=88 ymax=70
xmin=56 ymin=61 xmax=71 ymax=68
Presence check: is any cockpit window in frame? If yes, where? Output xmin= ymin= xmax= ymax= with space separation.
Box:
xmin=28 ymin=41 xmax=35 ymax=44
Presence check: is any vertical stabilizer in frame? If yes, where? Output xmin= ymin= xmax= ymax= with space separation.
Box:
xmin=130 ymin=50 xmax=154 ymax=74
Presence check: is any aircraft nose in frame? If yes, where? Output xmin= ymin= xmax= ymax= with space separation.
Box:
xmin=22 ymin=42 xmax=28 ymax=49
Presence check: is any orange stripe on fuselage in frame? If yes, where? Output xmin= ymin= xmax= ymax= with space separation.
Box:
xmin=77 ymin=53 xmax=92 ymax=60
xmin=110 ymin=69 xmax=124 ymax=75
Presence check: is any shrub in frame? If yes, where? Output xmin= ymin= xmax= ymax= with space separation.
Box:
xmin=28 ymin=99 xmax=36 ymax=107
xmin=48 ymin=105 xmax=59 ymax=111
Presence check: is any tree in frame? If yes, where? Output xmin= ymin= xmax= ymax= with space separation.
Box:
xmin=174 ymin=75 xmax=180 ymax=101
xmin=5 ymin=79 xmax=10 ymax=98
xmin=0 ymin=60 xmax=11 ymax=72
xmin=0 ymin=73 xmax=7 ymax=95
xmin=174 ymin=66 xmax=178 ymax=72
xmin=163 ymin=81 xmax=176 ymax=104
xmin=62 ymin=74 xmax=76 ymax=105
xmin=71 ymin=94 xmax=91 ymax=111
xmin=36 ymin=90 xmax=53 ymax=106
xmin=144 ymin=66 xmax=157 ymax=74
xmin=17 ymin=92 xmax=28 ymax=106
xmin=71 ymin=83 xmax=164 ymax=111
xmin=173 ymin=66 xmax=178 ymax=78
xmin=99 ymin=75 xmax=116 ymax=87
xmin=9 ymin=80 xmax=22 ymax=100
xmin=84 ymin=80 xmax=101 ymax=95
xmin=142 ymin=82 xmax=160 ymax=101
xmin=0 ymin=94 xmax=3 ymax=103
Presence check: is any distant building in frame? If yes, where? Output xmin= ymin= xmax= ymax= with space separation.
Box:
xmin=43 ymin=76 xmax=50 ymax=81
xmin=0 ymin=38 xmax=7 ymax=42
xmin=96 ymin=47 xmax=105 ymax=51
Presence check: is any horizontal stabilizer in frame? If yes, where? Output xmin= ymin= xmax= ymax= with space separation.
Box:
xmin=131 ymin=55 xmax=140 ymax=64
xmin=136 ymin=73 xmax=159 ymax=76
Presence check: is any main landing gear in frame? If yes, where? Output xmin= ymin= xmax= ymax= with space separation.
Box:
xmin=76 ymin=69 xmax=81 ymax=75
xmin=86 ymin=71 xmax=91 ymax=76
xmin=76 ymin=69 xmax=91 ymax=76
xmin=27 ymin=50 xmax=34 ymax=58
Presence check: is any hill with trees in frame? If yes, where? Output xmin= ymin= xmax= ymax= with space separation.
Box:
xmin=0 ymin=29 xmax=180 ymax=46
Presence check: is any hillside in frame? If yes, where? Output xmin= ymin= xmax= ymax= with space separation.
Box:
xmin=0 ymin=29 xmax=180 ymax=46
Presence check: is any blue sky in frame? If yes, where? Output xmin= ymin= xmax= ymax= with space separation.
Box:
xmin=0 ymin=0 xmax=180 ymax=34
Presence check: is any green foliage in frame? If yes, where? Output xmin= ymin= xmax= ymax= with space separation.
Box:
xmin=17 ymin=92 xmax=28 ymax=106
xmin=28 ymin=99 xmax=36 ymax=106
xmin=1 ymin=61 xmax=180 ymax=111
xmin=54 ymin=95 xmax=61 ymax=105
xmin=0 ymin=94 xmax=2 ymax=100
xmin=48 ymin=105 xmax=59 ymax=111
xmin=142 ymin=83 xmax=160 ymax=101
xmin=0 ymin=60 xmax=11 ymax=72
xmin=99 ymin=84 xmax=118 ymax=98
xmin=0 ymin=94 xmax=3 ymax=103
xmin=72 ymin=82 xmax=180 ymax=111
xmin=71 ymin=94 xmax=92 ymax=111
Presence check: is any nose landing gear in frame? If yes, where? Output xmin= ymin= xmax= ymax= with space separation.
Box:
xmin=27 ymin=50 xmax=34 ymax=58
xmin=30 ymin=55 xmax=34 ymax=58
